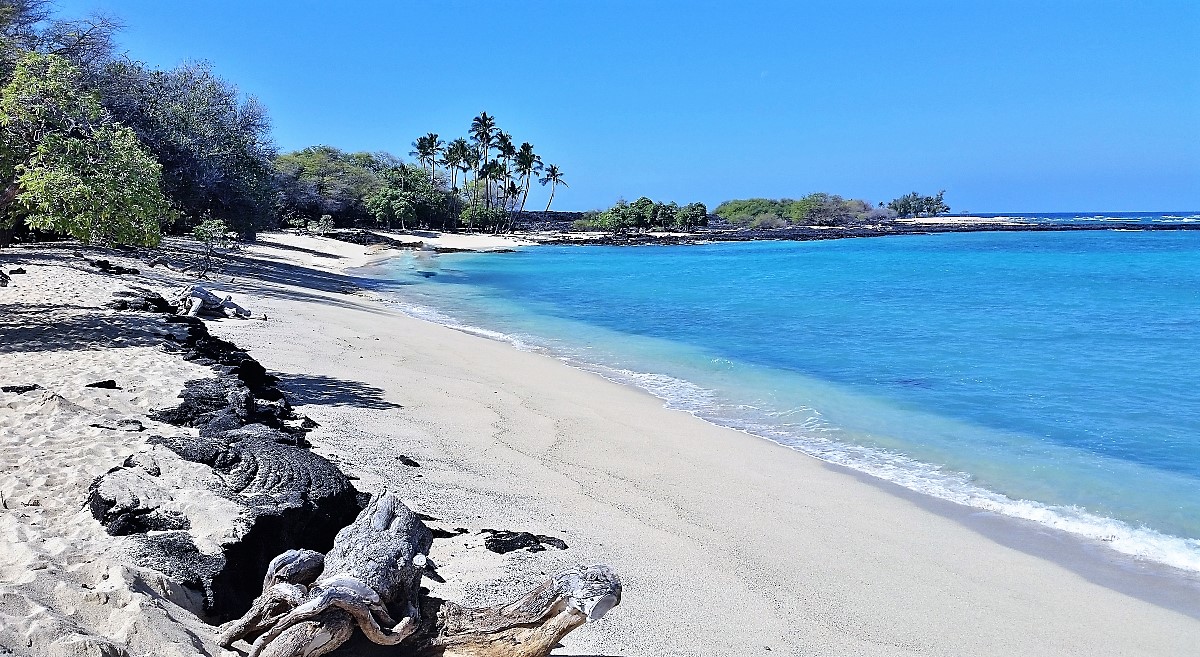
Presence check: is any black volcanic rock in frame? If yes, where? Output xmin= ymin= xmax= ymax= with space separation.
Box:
xmin=1 ymin=384 xmax=41 ymax=394
xmin=86 ymin=379 xmax=120 ymax=389
xmin=480 ymin=529 xmax=569 ymax=554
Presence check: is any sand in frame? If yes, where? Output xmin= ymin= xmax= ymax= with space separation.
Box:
xmin=2 ymin=235 xmax=1199 ymax=656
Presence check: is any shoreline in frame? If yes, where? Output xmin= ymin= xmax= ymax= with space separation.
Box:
xmin=352 ymin=233 xmax=1200 ymax=584
xmin=208 ymin=239 xmax=1200 ymax=652
xmin=510 ymin=217 xmax=1200 ymax=248
xmin=359 ymin=270 xmax=1200 ymax=617
xmin=3 ymin=237 xmax=1200 ymax=655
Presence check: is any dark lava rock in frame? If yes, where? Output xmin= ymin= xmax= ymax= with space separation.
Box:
xmin=8 ymin=267 xmax=25 ymax=274
xmin=1 ymin=384 xmax=41 ymax=394
xmin=90 ymin=298 xmax=362 ymax=621
xmin=480 ymin=529 xmax=569 ymax=554
xmin=124 ymin=531 xmax=224 ymax=601
xmin=396 ymin=454 xmax=420 ymax=467
xmin=324 ymin=229 xmax=414 ymax=249
xmin=88 ymin=259 xmax=139 ymax=275
xmin=86 ymin=473 xmax=192 ymax=535
xmin=105 ymin=287 xmax=174 ymax=313
xmin=429 ymin=526 xmax=468 ymax=539
xmin=90 ymin=423 xmax=361 ymax=621
xmin=86 ymin=380 xmax=120 ymax=389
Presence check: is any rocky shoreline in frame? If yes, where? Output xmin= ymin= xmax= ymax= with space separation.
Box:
xmin=523 ymin=219 xmax=1200 ymax=247
xmin=0 ymin=246 xmax=585 ymax=656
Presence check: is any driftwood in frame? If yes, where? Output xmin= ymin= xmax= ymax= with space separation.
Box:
xmin=174 ymin=284 xmax=251 ymax=318
xmin=220 ymin=491 xmax=622 ymax=657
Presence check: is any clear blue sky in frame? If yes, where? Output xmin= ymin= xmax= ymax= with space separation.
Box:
xmin=56 ymin=0 xmax=1200 ymax=212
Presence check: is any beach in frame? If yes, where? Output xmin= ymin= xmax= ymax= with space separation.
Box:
xmin=2 ymin=234 xmax=1199 ymax=656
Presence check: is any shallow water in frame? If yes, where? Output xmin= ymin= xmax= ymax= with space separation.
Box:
xmin=368 ymin=230 xmax=1200 ymax=573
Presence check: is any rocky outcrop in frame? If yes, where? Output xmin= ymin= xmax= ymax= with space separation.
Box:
xmin=88 ymin=306 xmax=360 ymax=622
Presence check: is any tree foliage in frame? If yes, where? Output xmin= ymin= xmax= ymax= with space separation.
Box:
xmin=365 ymin=162 xmax=458 ymax=231
xmin=1 ymin=52 xmax=171 ymax=246
xmin=1 ymin=1 xmax=120 ymax=82
xmin=714 ymin=194 xmax=894 ymax=227
xmin=581 ymin=197 xmax=708 ymax=233
xmin=274 ymin=146 xmax=385 ymax=228
xmin=96 ymin=58 xmax=277 ymax=236
xmin=887 ymin=190 xmax=949 ymax=218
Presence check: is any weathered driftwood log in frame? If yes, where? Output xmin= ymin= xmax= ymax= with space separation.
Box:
xmin=174 ymin=284 xmax=251 ymax=318
xmin=220 ymin=492 xmax=622 ymax=657
xmin=421 ymin=564 xmax=622 ymax=657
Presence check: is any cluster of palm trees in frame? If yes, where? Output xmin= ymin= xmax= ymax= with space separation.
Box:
xmin=410 ymin=112 xmax=567 ymax=213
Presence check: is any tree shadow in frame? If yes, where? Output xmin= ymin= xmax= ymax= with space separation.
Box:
xmin=0 ymin=303 xmax=167 ymax=353
xmin=247 ymin=240 xmax=345 ymax=259
xmin=278 ymin=373 xmax=402 ymax=410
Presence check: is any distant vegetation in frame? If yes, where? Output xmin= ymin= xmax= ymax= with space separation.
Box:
xmin=714 ymin=194 xmax=893 ymax=228
xmin=714 ymin=191 xmax=951 ymax=228
xmin=274 ymin=113 xmax=567 ymax=234
xmin=887 ymin=191 xmax=950 ymax=218
xmin=574 ymin=197 xmax=708 ymax=234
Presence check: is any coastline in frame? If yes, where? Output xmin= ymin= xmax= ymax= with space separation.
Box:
xmin=196 ymin=237 xmax=1200 ymax=652
xmin=2 ymin=235 xmax=1199 ymax=655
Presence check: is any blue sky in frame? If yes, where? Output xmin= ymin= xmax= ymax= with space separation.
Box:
xmin=56 ymin=0 xmax=1200 ymax=212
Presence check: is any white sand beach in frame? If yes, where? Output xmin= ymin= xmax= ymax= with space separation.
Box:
xmin=2 ymin=235 xmax=1199 ymax=656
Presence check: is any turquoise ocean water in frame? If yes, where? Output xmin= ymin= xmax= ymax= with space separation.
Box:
xmin=366 ymin=229 xmax=1200 ymax=574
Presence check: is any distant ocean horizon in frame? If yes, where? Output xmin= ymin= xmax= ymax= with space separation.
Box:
xmin=363 ymin=226 xmax=1200 ymax=577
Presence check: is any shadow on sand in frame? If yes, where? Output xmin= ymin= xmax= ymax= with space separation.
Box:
xmin=278 ymin=373 xmax=402 ymax=410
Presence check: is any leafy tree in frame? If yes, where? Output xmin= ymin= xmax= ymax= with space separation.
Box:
xmin=1 ymin=53 xmax=172 ymax=246
xmin=888 ymin=190 xmax=949 ymax=218
xmin=365 ymin=162 xmax=457 ymax=231
xmin=713 ymin=198 xmax=786 ymax=224
xmin=716 ymin=194 xmax=891 ymax=227
xmin=192 ymin=215 xmax=229 ymax=278
xmin=97 ymin=58 xmax=277 ymax=237
xmin=673 ymin=202 xmax=708 ymax=230
xmin=459 ymin=204 xmax=506 ymax=233
xmin=539 ymin=163 xmax=566 ymax=212
xmin=1 ymin=1 xmax=120 ymax=81
xmin=274 ymin=145 xmax=383 ymax=228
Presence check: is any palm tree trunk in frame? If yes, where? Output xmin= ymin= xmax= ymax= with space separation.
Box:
xmin=545 ymin=183 xmax=556 ymax=212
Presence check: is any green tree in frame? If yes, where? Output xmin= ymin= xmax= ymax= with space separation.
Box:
xmin=539 ymin=163 xmax=566 ymax=212
xmin=410 ymin=132 xmax=444 ymax=184
xmin=888 ymin=190 xmax=948 ymax=218
xmin=274 ymin=146 xmax=383 ymax=228
xmin=97 ymin=59 xmax=277 ymax=237
xmin=469 ymin=112 xmax=496 ymax=206
xmin=1 ymin=53 xmax=172 ymax=246
xmin=514 ymin=141 xmax=541 ymax=212
xmin=673 ymin=202 xmax=708 ymax=230
xmin=442 ymin=137 xmax=472 ymax=192
xmin=192 ymin=215 xmax=229 ymax=278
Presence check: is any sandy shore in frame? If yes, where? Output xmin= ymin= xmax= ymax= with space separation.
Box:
xmin=2 ymin=234 xmax=1199 ymax=656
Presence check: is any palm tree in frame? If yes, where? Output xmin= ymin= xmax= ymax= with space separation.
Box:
xmin=442 ymin=137 xmax=471 ymax=191
xmin=409 ymin=132 xmax=444 ymax=184
xmin=469 ymin=112 xmax=497 ymax=207
xmin=514 ymin=142 xmax=542 ymax=212
xmin=539 ymin=164 xmax=566 ymax=212
xmin=496 ymin=131 xmax=515 ymax=175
